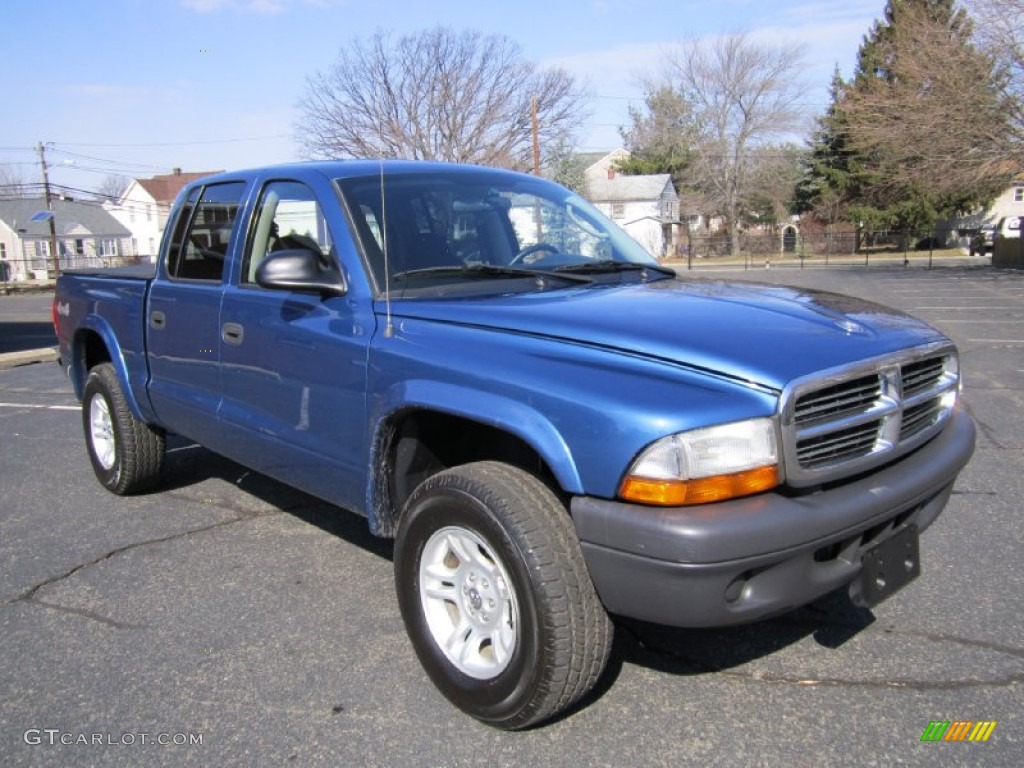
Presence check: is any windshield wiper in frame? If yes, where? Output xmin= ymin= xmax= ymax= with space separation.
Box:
xmin=392 ymin=263 xmax=593 ymax=284
xmin=553 ymin=260 xmax=676 ymax=278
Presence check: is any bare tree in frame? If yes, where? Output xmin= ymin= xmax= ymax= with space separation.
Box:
xmin=95 ymin=174 xmax=130 ymax=203
xmin=0 ymin=166 xmax=31 ymax=199
xmin=841 ymin=3 xmax=1019 ymax=209
xmin=744 ymin=144 xmax=807 ymax=226
xmin=295 ymin=27 xmax=587 ymax=171
xmin=663 ymin=33 xmax=808 ymax=257
xmin=968 ymin=0 xmax=1024 ymax=139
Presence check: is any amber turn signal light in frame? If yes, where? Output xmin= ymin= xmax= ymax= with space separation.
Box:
xmin=620 ymin=464 xmax=779 ymax=506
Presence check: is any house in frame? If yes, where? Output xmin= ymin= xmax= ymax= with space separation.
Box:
xmin=945 ymin=175 xmax=1024 ymax=246
xmin=582 ymin=149 xmax=681 ymax=258
xmin=0 ymin=198 xmax=132 ymax=280
xmin=104 ymin=168 xmax=220 ymax=261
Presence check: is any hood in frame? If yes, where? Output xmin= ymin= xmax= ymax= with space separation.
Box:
xmin=386 ymin=278 xmax=950 ymax=392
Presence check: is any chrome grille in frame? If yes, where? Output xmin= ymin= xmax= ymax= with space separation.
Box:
xmin=794 ymin=374 xmax=881 ymax=426
xmin=900 ymin=399 xmax=943 ymax=440
xmin=796 ymin=420 xmax=883 ymax=468
xmin=902 ymin=357 xmax=946 ymax=397
xmin=781 ymin=344 xmax=959 ymax=487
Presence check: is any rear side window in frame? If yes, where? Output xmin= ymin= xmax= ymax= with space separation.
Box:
xmin=166 ymin=181 xmax=246 ymax=281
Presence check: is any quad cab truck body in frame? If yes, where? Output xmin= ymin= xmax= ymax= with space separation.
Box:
xmin=54 ymin=161 xmax=975 ymax=728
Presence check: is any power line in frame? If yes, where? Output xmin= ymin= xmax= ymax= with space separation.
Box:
xmin=48 ymin=147 xmax=170 ymax=172
xmin=52 ymin=134 xmax=289 ymax=148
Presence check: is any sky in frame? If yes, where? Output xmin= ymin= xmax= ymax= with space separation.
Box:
xmin=0 ymin=0 xmax=885 ymax=196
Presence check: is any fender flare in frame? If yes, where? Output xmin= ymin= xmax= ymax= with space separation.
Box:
xmin=365 ymin=379 xmax=583 ymax=536
xmin=71 ymin=315 xmax=155 ymax=424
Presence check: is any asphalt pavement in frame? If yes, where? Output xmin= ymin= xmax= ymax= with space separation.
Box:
xmin=0 ymin=263 xmax=1021 ymax=767
xmin=0 ymin=293 xmax=58 ymax=366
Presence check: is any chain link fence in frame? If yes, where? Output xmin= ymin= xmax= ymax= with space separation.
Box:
xmin=667 ymin=226 xmax=1021 ymax=269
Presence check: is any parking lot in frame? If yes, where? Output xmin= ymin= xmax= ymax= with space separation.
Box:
xmin=1 ymin=263 xmax=1022 ymax=767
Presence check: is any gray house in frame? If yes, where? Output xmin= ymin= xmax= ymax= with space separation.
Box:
xmin=0 ymin=198 xmax=132 ymax=280
xmin=583 ymin=149 xmax=680 ymax=257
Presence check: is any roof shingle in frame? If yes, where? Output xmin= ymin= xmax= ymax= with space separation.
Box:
xmin=0 ymin=198 xmax=131 ymax=237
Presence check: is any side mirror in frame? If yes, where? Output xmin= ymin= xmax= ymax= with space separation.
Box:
xmin=255 ymin=248 xmax=346 ymax=297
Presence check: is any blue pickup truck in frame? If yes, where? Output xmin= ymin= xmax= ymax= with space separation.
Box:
xmin=54 ymin=161 xmax=975 ymax=728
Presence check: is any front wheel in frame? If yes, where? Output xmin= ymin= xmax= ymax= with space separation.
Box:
xmin=82 ymin=363 xmax=165 ymax=495
xmin=394 ymin=461 xmax=613 ymax=729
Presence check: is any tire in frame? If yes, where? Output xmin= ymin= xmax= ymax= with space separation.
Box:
xmin=394 ymin=461 xmax=613 ymax=729
xmin=82 ymin=363 xmax=165 ymax=495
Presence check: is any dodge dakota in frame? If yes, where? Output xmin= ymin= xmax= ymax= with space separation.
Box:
xmin=54 ymin=161 xmax=975 ymax=729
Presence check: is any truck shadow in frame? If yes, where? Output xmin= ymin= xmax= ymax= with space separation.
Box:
xmin=565 ymin=595 xmax=875 ymax=715
xmin=158 ymin=435 xmax=394 ymax=562
xmin=0 ymin=321 xmax=57 ymax=355
xmin=157 ymin=435 xmax=877 ymax=723
xmin=561 ymin=596 xmax=877 ymax=725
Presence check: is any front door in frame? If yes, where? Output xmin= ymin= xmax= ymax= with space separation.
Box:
xmin=217 ymin=178 xmax=372 ymax=512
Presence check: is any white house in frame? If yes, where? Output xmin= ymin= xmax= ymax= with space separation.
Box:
xmin=104 ymin=168 xmax=219 ymax=261
xmin=946 ymin=175 xmax=1024 ymax=244
xmin=582 ymin=149 xmax=680 ymax=258
xmin=0 ymin=198 xmax=131 ymax=280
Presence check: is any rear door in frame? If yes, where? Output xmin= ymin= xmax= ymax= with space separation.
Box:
xmin=146 ymin=180 xmax=247 ymax=448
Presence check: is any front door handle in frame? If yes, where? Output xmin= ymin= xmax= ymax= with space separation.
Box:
xmin=222 ymin=322 xmax=244 ymax=345
xmin=149 ymin=310 xmax=166 ymax=329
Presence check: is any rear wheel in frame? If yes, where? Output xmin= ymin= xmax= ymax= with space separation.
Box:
xmin=394 ymin=461 xmax=612 ymax=729
xmin=82 ymin=363 xmax=164 ymax=494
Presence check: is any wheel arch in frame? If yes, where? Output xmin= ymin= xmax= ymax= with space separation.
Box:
xmin=71 ymin=318 xmax=150 ymax=424
xmin=366 ymin=384 xmax=583 ymax=537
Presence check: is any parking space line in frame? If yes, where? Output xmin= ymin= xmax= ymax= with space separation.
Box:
xmin=912 ymin=307 xmax=1021 ymax=310
xmin=0 ymin=402 xmax=78 ymax=411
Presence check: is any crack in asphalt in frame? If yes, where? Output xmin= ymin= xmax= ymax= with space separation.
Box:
xmin=619 ymin=613 xmax=1024 ymax=693
xmin=29 ymin=599 xmax=146 ymax=630
xmin=962 ymin=400 xmax=1006 ymax=450
xmin=0 ymin=499 xmax=312 ymax=627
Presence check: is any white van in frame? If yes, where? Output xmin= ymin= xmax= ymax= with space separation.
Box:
xmin=994 ymin=215 xmax=1021 ymax=239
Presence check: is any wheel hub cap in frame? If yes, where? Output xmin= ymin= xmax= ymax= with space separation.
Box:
xmin=419 ymin=526 xmax=519 ymax=680
xmin=89 ymin=395 xmax=116 ymax=470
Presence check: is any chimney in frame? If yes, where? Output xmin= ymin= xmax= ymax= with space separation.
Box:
xmin=607 ymin=167 xmax=616 ymax=180
xmin=172 ymin=167 xmax=182 ymax=175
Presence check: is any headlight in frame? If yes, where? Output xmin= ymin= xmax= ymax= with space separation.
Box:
xmin=619 ymin=418 xmax=779 ymax=506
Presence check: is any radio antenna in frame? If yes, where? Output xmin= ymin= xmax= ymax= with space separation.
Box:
xmin=380 ymin=159 xmax=394 ymax=338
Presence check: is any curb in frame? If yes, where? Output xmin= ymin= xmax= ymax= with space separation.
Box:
xmin=0 ymin=347 xmax=59 ymax=370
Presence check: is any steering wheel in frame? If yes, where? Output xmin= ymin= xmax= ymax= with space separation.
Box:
xmin=510 ymin=242 xmax=560 ymax=265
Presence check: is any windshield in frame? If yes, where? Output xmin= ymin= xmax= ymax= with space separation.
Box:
xmin=335 ymin=169 xmax=661 ymax=294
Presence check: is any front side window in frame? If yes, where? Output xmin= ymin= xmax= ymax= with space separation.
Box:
xmin=243 ymin=180 xmax=334 ymax=285
xmin=166 ymin=182 xmax=246 ymax=281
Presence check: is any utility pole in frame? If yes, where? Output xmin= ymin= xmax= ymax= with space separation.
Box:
xmin=36 ymin=141 xmax=60 ymax=275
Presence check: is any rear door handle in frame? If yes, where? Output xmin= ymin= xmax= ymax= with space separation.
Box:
xmin=222 ymin=322 xmax=244 ymax=345
xmin=149 ymin=310 xmax=166 ymax=329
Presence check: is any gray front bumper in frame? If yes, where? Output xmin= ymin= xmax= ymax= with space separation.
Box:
xmin=571 ymin=404 xmax=975 ymax=628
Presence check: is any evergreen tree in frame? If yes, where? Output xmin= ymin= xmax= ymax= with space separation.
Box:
xmin=796 ymin=68 xmax=857 ymax=225
xmin=615 ymin=86 xmax=697 ymax=192
xmin=802 ymin=0 xmax=1017 ymax=233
